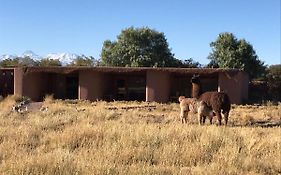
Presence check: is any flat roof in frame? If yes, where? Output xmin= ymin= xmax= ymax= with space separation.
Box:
xmin=9 ymin=66 xmax=243 ymax=75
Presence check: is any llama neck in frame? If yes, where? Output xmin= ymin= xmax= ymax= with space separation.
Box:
xmin=192 ymin=83 xmax=201 ymax=99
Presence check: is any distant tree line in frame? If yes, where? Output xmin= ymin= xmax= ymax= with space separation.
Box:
xmin=0 ymin=55 xmax=98 ymax=67
xmin=0 ymin=27 xmax=280 ymax=102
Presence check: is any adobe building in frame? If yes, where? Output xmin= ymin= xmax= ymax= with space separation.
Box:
xmin=0 ymin=67 xmax=249 ymax=104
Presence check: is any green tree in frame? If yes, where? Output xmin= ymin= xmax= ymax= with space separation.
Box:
xmin=0 ymin=56 xmax=38 ymax=67
xmin=0 ymin=58 xmax=20 ymax=67
xmin=208 ymin=32 xmax=266 ymax=79
xmin=179 ymin=58 xmax=201 ymax=68
xmin=266 ymin=64 xmax=281 ymax=101
xmin=68 ymin=55 xmax=96 ymax=66
xmin=205 ymin=60 xmax=219 ymax=68
xmin=101 ymin=27 xmax=179 ymax=67
xmin=38 ymin=58 xmax=62 ymax=66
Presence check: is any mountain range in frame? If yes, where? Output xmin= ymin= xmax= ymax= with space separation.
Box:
xmin=0 ymin=51 xmax=84 ymax=65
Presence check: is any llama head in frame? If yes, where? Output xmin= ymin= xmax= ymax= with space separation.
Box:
xmin=191 ymin=74 xmax=201 ymax=98
xmin=178 ymin=96 xmax=186 ymax=103
xmin=191 ymin=74 xmax=201 ymax=84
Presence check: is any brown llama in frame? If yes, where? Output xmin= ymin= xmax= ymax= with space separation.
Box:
xmin=191 ymin=75 xmax=231 ymax=126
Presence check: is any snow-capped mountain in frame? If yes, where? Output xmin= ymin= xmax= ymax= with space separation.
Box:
xmin=0 ymin=50 xmax=41 ymax=61
xmin=0 ymin=54 xmax=16 ymax=61
xmin=46 ymin=53 xmax=79 ymax=65
xmin=21 ymin=50 xmax=41 ymax=60
xmin=0 ymin=51 xmax=82 ymax=65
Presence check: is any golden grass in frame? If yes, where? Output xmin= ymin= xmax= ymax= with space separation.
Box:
xmin=0 ymin=96 xmax=280 ymax=175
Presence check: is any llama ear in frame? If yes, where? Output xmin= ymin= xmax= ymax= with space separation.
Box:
xmin=192 ymin=74 xmax=200 ymax=78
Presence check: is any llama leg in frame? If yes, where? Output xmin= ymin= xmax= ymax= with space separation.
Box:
xmin=198 ymin=113 xmax=202 ymax=125
xmin=216 ymin=112 xmax=222 ymax=125
xmin=209 ymin=111 xmax=215 ymax=124
xmin=180 ymin=113 xmax=183 ymax=123
xmin=223 ymin=112 xmax=229 ymax=126
xmin=202 ymin=115 xmax=206 ymax=124
xmin=183 ymin=111 xmax=188 ymax=124
xmin=181 ymin=115 xmax=184 ymax=124
xmin=181 ymin=110 xmax=188 ymax=124
xmin=209 ymin=115 xmax=213 ymax=124
xmin=180 ymin=109 xmax=184 ymax=123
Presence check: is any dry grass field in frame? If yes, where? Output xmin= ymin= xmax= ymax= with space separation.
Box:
xmin=0 ymin=96 xmax=280 ymax=175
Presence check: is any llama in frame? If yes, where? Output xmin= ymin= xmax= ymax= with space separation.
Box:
xmin=191 ymin=75 xmax=231 ymax=126
xmin=178 ymin=96 xmax=191 ymax=124
xmin=178 ymin=96 xmax=214 ymax=125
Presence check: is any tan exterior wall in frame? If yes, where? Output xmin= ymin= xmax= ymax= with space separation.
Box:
xmin=14 ymin=68 xmax=23 ymax=97
xmin=20 ymin=72 xmax=77 ymax=101
xmin=9 ymin=68 xmax=248 ymax=104
xmin=218 ymin=72 xmax=249 ymax=104
xmin=79 ymin=71 xmax=104 ymax=101
xmin=22 ymin=72 xmax=48 ymax=101
xmin=146 ymin=70 xmax=171 ymax=103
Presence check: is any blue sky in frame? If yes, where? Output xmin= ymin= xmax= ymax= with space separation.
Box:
xmin=0 ymin=0 xmax=280 ymax=65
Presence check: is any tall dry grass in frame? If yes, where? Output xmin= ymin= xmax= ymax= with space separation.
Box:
xmin=0 ymin=96 xmax=280 ymax=175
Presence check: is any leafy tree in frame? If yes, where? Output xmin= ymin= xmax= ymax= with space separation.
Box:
xmin=266 ymin=64 xmax=281 ymax=101
xmin=208 ymin=32 xmax=266 ymax=79
xmin=68 ymin=55 xmax=96 ymax=66
xmin=0 ymin=56 xmax=38 ymax=67
xmin=205 ymin=60 xmax=219 ymax=68
xmin=179 ymin=58 xmax=201 ymax=68
xmin=38 ymin=58 xmax=62 ymax=66
xmin=0 ymin=58 xmax=20 ymax=67
xmin=101 ymin=27 xmax=179 ymax=67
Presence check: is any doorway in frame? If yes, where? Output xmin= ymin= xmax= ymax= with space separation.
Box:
xmin=0 ymin=69 xmax=14 ymax=97
xmin=65 ymin=75 xmax=78 ymax=99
